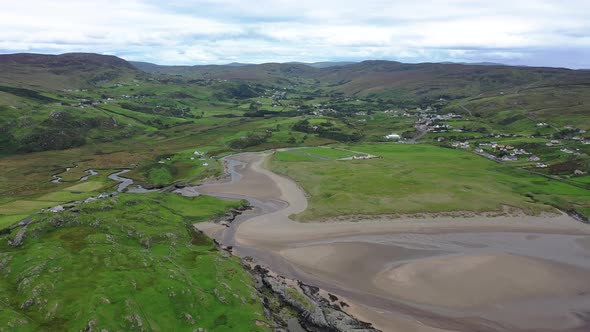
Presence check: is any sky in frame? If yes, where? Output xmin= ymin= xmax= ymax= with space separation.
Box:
xmin=1 ymin=0 xmax=590 ymax=68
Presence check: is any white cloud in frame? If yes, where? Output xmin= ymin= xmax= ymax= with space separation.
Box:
xmin=0 ymin=0 xmax=589 ymax=67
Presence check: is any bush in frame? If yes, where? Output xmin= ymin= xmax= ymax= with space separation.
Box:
xmin=229 ymin=132 xmax=271 ymax=149
xmin=144 ymin=164 xmax=176 ymax=187
xmin=19 ymin=128 xmax=86 ymax=152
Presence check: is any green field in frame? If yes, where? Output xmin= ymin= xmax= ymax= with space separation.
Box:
xmin=0 ymin=171 xmax=120 ymax=229
xmin=272 ymin=144 xmax=590 ymax=220
xmin=274 ymin=147 xmax=355 ymax=162
xmin=0 ymin=193 xmax=269 ymax=331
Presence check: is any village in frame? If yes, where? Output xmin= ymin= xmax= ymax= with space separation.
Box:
xmin=378 ymin=105 xmax=589 ymax=179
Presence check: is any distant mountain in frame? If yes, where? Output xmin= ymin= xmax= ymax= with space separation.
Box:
xmin=285 ymin=61 xmax=358 ymax=68
xmin=313 ymin=60 xmax=590 ymax=99
xmin=0 ymin=53 xmax=134 ymax=68
xmin=130 ymin=60 xmax=356 ymax=72
xmin=130 ymin=61 xmax=194 ymax=74
xmin=130 ymin=61 xmax=317 ymax=81
xmin=129 ymin=58 xmax=590 ymax=100
xmin=4 ymin=53 xmax=589 ymax=103
xmin=128 ymin=60 xmax=164 ymax=73
xmin=225 ymin=62 xmax=253 ymax=67
xmin=0 ymin=53 xmax=138 ymax=90
xmin=439 ymin=61 xmax=507 ymax=66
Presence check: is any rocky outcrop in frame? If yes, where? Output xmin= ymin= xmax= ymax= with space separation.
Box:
xmin=248 ymin=265 xmax=380 ymax=332
xmin=566 ymin=208 xmax=589 ymax=223
xmin=211 ymin=204 xmax=251 ymax=227
xmin=8 ymin=225 xmax=28 ymax=247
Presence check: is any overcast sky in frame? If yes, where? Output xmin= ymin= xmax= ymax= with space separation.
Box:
xmin=1 ymin=0 xmax=589 ymax=68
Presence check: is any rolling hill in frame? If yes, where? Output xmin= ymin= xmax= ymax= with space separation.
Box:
xmin=131 ymin=59 xmax=590 ymax=102
xmin=0 ymin=53 xmax=138 ymax=90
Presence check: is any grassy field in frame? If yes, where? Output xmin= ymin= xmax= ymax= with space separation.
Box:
xmin=272 ymin=144 xmax=590 ymax=220
xmin=0 ymin=171 xmax=118 ymax=229
xmin=274 ymin=147 xmax=355 ymax=162
xmin=0 ymin=193 xmax=269 ymax=331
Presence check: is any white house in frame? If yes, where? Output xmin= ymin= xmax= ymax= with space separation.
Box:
xmin=385 ymin=133 xmax=401 ymax=140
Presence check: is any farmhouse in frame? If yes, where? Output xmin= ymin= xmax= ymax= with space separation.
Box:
xmin=353 ymin=153 xmax=372 ymax=160
xmin=451 ymin=141 xmax=470 ymax=149
xmin=385 ymin=133 xmax=401 ymax=140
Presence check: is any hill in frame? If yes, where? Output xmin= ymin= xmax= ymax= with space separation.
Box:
xmin=130 ymin=61 xmax=317 ymax=83
xmin=311 ymin=60 xmax=590 ymax=100
xmin=131 ymin=59 xmax=590 ymax=102
xmin=285 ymin=61 xmax=358 ymax=68
xmin=0 ymin=53 xmax=138 ymax=90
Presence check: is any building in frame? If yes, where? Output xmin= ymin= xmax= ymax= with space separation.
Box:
xmin=501 ymin=155 xmax=518 ymax=161
xmin=384 ymin=133 xmax=401 ymax=140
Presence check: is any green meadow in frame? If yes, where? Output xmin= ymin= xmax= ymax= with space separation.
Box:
xmin=0 ymin=172 xmax=117 ymax=229
xmin=272 ymin=144 xmax=590 ymax=220
xmin=0 ymin=193 xmax=269 ymax=332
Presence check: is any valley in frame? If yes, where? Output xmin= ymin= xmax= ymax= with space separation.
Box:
xmin=1 ymin=53 xmax=590 ymax=331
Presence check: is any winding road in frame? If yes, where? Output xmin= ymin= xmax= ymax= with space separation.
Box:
xmin=185 ymin=151 xmax=590 ymax=332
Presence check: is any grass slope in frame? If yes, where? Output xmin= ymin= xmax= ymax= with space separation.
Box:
xmin=0 ymin=193 xmax=269 ymax=332
xmin=272 ymin=144 xmax=590 ymax=220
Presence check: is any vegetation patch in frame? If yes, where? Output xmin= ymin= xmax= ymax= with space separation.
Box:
xmin=272 ymin=144 xmax=590 ymax=220
xmin=138 ymin=163 xmax=176 ymax=187
xmin=0 ymin=193 xmax=269 ymax=332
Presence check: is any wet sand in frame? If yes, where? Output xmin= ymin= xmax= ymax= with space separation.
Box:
xmin=189 ymin=152 xmax=590 ymax=332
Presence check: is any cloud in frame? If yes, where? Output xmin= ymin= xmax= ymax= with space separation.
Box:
xmin=0 ymin=0 xmax=589 ymax=68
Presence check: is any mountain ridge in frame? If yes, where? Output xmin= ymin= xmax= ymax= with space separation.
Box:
xmin=0 ymin=52 xmax=138 ymax=90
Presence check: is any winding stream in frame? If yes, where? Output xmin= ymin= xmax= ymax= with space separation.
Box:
xmin=79 ymin=169 xmax=98 ymax=181
xmin=107 ymin=170 xmax=156 ymax=193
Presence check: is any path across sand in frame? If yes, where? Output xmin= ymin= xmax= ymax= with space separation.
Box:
xmin=188 ymin=152 xmax=590 ymax=332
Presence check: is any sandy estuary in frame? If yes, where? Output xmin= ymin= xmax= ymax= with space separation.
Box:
xmin=181 ymin=151 xmax=590 ymax=332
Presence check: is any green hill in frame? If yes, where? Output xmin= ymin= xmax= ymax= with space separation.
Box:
xmin=0 ymin=53 xmax=138 ymax=90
